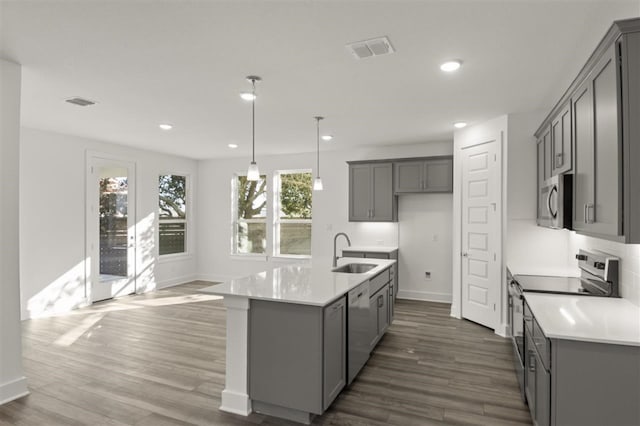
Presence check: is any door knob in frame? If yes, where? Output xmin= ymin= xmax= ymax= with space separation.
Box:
xmin=462 ymin=252 xmax=468 ymax=257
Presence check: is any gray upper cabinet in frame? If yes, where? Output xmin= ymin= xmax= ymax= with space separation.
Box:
xmin=573 ymin=43 xmax=621 ymax=237
xmin=348 ymin=162 xmax=397 ymax=222
xmin=537 ymin=127 xmax=552 ymax=223
xmin=535 ymin=18 xmax=640 ymax=243
xmin=394 ymin=156 xmax=453 ymax=193
xmin=551 ymin=102 xmax=572 ymax=175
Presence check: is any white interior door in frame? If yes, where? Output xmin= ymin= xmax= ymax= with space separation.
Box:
xmin=87 ymin=156 xmax=136 ymax=303
xmin=461 ymin=140 xmax=500 ymax=329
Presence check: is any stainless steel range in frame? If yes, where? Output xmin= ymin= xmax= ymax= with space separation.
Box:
xmin=507 ymin=249 xmax=620 ymax=399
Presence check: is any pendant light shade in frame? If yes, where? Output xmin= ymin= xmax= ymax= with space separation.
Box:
xmin=313 ymin=116 xmax=324 ymax=191
xmin=244 ymin=76 xmax=261 ymax=181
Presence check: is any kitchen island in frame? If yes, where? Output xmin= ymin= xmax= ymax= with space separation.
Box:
xmin=201 ymin=257 xmax=396 ymax=424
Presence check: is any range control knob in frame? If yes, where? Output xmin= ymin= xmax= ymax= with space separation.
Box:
xmin=594 ymin=261 xmax=605 ymax=270
xmin=576 ymin=254 xmax=588 ymax=261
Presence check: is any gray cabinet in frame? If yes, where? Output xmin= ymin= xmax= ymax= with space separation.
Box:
xmin=249 ymin=297 xmax=346 ymax=421
xmin=550 ymin=102 xmax=572 ymax=175
xmin=536 ymin=128 xmax=552 ymax=223
xmin=342 ymin=249 xmax=398 ymax=323
xmin=348 ymin=162 xmax=397 ymax=222
xmin=572 ymin=43 xmax=621 ymax=237
xmin=323 ymin=297 xmax=346 ymax=409
xmin=368 ymin=284 xmax=389 ymax=351
xmin=535 ymin=18 xmax=640 ymax=243
xmin=524 ymin=300 xmax=640 ymax=426
xmin=394 ymin=156 xmax=453 ymax=193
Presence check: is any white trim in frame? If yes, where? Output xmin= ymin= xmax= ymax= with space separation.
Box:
xmin=157 ymin=253 xmax=193 ymax=264
xmin=494 ymin=322 xmax=509 ymax=338
xmin=271 ymin=255 xmax=311 ymax=263
xmin=0 ymin=376 xmax=29 ymax=405
xmin=155 ymin=274 xmax=198 ymax=289
xmin=396 ymin=290 xmax=452 ymax=303
xmin=229 ymin=254 xmax=268 ymax=262
xmin=219 ymin=296 xmax=252 ymax=416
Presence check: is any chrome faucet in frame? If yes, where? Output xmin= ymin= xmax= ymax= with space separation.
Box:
xmin=332 ymin=232 xmax=352 ymax=267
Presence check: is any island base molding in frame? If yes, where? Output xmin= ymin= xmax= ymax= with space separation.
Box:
xmin=252 ymin=400 xmax=315 ymax=425
xmin=220 ymin=389 xmax=251 ymax=416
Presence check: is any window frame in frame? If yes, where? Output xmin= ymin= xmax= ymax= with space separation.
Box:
xmin=231 ymin=172 xmax=268 ymax=258
xmin=158 ymin=173 xmax=190 ymax=260
xmin=273 ymin=169 xmax=313 ymax=259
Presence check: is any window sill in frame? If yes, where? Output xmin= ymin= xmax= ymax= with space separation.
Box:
xmin=158 ymin=252 xmax=192 ymax=263
xmin=272 ymin=256 xmax=312 ymax=263
xmin=230 ymin=254 xmax=268 ymax=262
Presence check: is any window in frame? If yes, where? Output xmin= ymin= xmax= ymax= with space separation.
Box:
xmin=158 ymin=174 xmax=187 ymax=256
xmin=232 ymin=174 xmax=267 ymax=255
xmin=274 ymin=170 xmax=312 ymax=257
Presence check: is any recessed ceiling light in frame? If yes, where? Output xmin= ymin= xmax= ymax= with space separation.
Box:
xmin=440 ymin=60 xmax=462 ymax=72
xmin=240 ymin=92 xmax=256 ymax=101
xmin=228 ymin=143 xmax=238 ymax=149
xmin=321 ymin=135 xmax=333 ymax=141
xmin=159 ymin=124 xmax=173 ymax=130
xmin=453 ymin=121 xmax=467 ymax=129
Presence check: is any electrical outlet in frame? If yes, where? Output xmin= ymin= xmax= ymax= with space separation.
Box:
xmin=432 ymin=233 xmax=439 ymax=242
xmin=425 ymin=271 xmax=431 ymax=280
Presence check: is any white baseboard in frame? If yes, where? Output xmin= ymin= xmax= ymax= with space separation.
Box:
xmin=0 ymin=376 xmax=29 ymax=405
xmin=396 ymin=290 xmax=452 ymax=303
xmin=195 ymin=273 xmax=235 ymax=283
xmin=156 ymin=274 xmax=198 ymax=289
xmin=494 ymin=322 xmax=509 ymax=338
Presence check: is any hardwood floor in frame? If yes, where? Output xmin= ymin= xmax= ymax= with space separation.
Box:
xmin=0 ymin=282 xmax=531 ymax=426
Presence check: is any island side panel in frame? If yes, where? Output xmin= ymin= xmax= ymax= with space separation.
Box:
xmin=249 ymin=300 xmax=324 ymax=415
xmin=220 ymin=295 xmax=252 ymax=415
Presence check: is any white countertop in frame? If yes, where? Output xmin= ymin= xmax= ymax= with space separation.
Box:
xmin=342 ymin=245 xmax=398 ymax=254
xmin=524 ymin=293 xmax=640 ymax=346
xmin=200 ymin=257 xmax=396 ymax=307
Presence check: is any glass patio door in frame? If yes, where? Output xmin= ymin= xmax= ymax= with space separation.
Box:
xmin=87 ymin=157 xmax=136 ymax=303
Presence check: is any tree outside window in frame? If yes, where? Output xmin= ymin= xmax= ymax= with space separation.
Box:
xmin=159 ymin=174 xmax=187 ymax=255
xmin=233 ymin=175 xmax=267 ymax=254
xmin=275 ymin=171 xmax=312 ymax=256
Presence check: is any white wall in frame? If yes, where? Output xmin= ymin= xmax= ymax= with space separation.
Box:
xmin=0 ymin=59 xmax=28 ymax=404
xmin=19 ymin=128 xmax=198 ymax=319
xmin=196 ymin=141 xmax=453 ymax=303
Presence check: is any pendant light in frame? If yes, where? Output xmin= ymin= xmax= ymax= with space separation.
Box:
xmin=313 ymin=116 xmax=324 ymax=191
xmin=244 ymin=76 xmax=261 ymax=181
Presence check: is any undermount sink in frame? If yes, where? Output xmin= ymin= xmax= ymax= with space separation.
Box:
xmin=332 ymin=263 xmax=376 ymax=274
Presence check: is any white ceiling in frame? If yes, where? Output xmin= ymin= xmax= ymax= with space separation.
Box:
xmin=1 ymin=1 xmax=638 ymax=160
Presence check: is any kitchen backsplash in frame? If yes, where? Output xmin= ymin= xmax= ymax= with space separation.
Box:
xmin=568 ymin=233 xmax=640 ymax=306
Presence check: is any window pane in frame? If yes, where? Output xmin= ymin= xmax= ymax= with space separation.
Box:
xmin=279 ymin=222 xmax=311 ymax=255
xmin=159 ymin=222 xmax=186 ymax=255
xmin=159 ymin=174 xmax=187 ymax=255
xmin=159 ymin=175 xmax=186 ymax=219
xmin=237 ymin=222 xmax=266 ymax=254
xmin=279 ymin=172 xmax=312 ymax=219
xmin=100 ymin=177 xmax=128 ymax=276
xmin=237 ymin=175 xmax=267 ymax=219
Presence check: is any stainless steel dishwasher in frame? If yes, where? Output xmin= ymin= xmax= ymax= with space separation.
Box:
xmin=347 ymin=280 xmax=370 ymax=384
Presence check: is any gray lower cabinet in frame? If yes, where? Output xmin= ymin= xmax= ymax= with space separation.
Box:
xmin=524 ymin=301 xmax=640 ymax=426
xmin=348 ymin=162 xmax=397 ymax=222
xmin=249 ymin=297 xmax=346 ymax=423
xmin=394 ymin=156 xmax=453 ymax=193
xmin=368 ymin=284 xmax=389 ymax=352
xmin=342 ymin=249 xmax=398 ymax=323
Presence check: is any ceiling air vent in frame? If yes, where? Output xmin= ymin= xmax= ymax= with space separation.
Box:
xmin=346 ymin=36 xmax=395 ymax=59
xmin=65 ymin=97 xmax=96 ymax=107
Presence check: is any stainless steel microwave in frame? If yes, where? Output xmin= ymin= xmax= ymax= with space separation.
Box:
xmin=537 ymin=174 xmax=572 ymax=229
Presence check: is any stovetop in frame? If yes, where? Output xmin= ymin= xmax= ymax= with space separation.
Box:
xmin=513 ymin=275 xmax=589 ymax=294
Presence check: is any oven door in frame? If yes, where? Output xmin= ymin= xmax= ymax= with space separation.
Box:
xmin=508 ymin=282 xmax=525 ymax=400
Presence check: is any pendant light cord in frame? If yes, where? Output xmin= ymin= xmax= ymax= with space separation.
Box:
xmin=316 ymin=117 xmax=320 ymax=176
xmin=251 ymin=79 xmax=256 ymax=163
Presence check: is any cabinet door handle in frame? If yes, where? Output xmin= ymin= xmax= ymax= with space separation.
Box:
xmin=584 ymin=204 xmax=588 ymax=224
xmin=555 ymin=153 xmax=563 ymax=168
xmin=586 ymin=203 xmax=594 ymax=224
xmin=378 ymin=294 xmax=384 ymax=308
xmin=528 ymin=352 xmax=536 ymax=372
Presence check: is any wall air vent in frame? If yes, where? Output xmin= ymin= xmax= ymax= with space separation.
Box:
xmin=346 ymin=36 xmax=395 ymax=59
xmin=65 ymin=97 xmax=96 ymax=107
